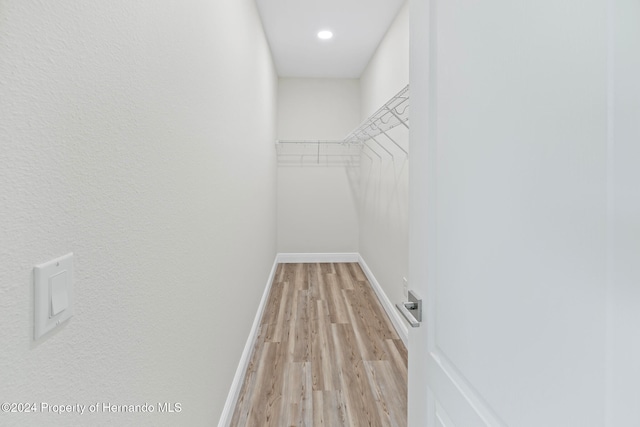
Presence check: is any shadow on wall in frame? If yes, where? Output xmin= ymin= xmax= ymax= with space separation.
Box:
xmin=359 ymin=124 xmax=409 ymax=306
xmin=360 ymin=125 xmax=408 ymax=225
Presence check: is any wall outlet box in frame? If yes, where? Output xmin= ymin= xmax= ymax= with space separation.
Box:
xmin=34 ymin=253 xmax=74 ymax=340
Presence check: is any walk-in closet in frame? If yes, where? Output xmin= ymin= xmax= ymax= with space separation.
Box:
xmin=4 ymin=0 xmax=640 ymax=426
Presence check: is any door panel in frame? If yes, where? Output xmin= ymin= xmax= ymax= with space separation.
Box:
xmin=427 ymin=351 xmax=505 ymax=426
xmin=435 ymin=401 xmax=456 ymax=427
xmin=409 ymin=0 xmax=609 ymax=426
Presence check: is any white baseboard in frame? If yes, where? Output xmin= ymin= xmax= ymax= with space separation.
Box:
xmin=277 ymin=252 xmax=359 ymax=263
xmin=357 ymin=255 xmax=409 ymax=347
xmin=217 ymin=256 xmax=279 ymax=427
xmin=218 ymin=253 xmax=407 ymax=426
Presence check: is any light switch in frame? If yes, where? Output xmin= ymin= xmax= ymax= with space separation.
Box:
xmin=50 ymin=271 xmax=68 ymax=317
xmin=34 ymin=253 xmax=74 ymax=340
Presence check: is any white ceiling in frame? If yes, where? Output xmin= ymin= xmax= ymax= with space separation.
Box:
xmin=255 ymin=0 xmax=406 ymax=79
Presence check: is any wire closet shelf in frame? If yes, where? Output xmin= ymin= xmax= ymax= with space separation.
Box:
xmin=276 ymin=84 xmax=409 ymax=166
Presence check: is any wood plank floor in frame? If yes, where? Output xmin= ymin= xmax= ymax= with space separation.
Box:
xmin=230 ymin=262 xmax=407 ymax=427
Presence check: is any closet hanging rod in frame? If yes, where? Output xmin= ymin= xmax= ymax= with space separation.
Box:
xmin=363 ymin=142 xmax=382 ymax=160
xmin=343 ymin=84 xmax=410 ymax=145
xmin=379 ymin=129 xmax=408 ymax=155
xmin=276 ymin=139 xmax=362 ymax=166
xmin=275 ymin=85 xmax=409 ymax=165
xmin=276 ymin=140 xmax=358 ymax=145
xmin=368 ymin=134 xmax=394 ymax=158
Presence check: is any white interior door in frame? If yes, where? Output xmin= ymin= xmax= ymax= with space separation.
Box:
xmin=407 ymin=0 xmax=624 ymax=426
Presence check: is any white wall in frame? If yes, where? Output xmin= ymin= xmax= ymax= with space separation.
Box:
xmin=358 ymin=1 xmax=410 ymax=307
xmin=277 ymin=78 xmax=360 ymax=254
xmin=277 ymin=78 xmax=361 ymax=141
xmin=360 ymin=1 xmax=410 ymax=118
xmin=0 ymin=1 xmax=277 ymax=426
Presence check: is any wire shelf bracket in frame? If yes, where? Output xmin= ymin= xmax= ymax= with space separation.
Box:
xmin=275 ymin=84 xmax=410 ymax=165
xmin=343 ymin=84 xmax=410 ymax=157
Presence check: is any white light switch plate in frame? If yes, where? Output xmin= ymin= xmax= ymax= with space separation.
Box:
xmin=34 ymin=253 xmax=74 ymax=340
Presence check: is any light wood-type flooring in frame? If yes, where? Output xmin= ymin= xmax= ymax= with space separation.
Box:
xmin=230 ymin=262 xmax=407 ymax=427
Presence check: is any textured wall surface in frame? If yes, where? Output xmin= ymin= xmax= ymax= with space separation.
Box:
xmin=358 ymin=1 xmax=410 ymax=307
xmin=276 ymin=78 xmax=360 ymax=254
xmin=0 ymin=1 xmax=277 ymax=426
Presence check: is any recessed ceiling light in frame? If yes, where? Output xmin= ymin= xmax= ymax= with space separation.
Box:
xmin=317 ymin=30 xmax=333 ymax=40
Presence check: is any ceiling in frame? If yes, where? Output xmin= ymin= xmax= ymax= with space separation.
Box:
xmin=255 ymin=0 xmax=406 ymax=79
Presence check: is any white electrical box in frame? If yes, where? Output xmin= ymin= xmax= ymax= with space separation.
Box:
xmin=34 ymin=253 xmax=74 ymax=340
